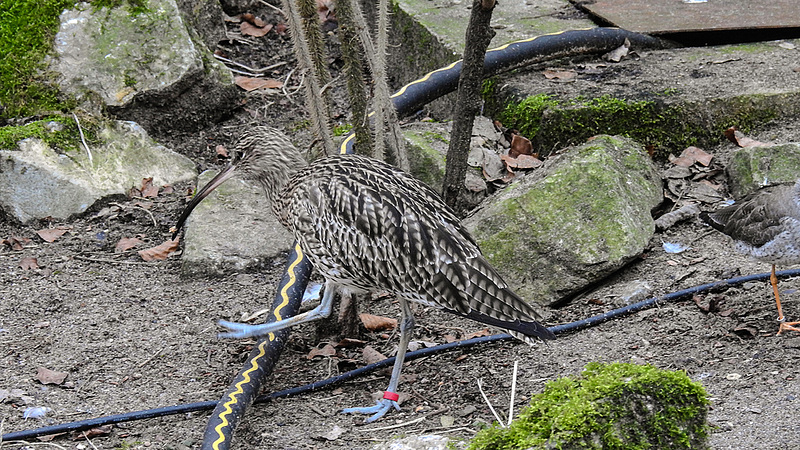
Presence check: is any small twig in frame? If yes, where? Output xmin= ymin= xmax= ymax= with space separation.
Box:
xmin=257 ymin=0 xmax=285 ymax=16
xmin=137 ymin=345 xmax=167 ymax=368
xmin=53 ymin=277 xmax=80 ymax=292
xmin=73 ymin=255 xmax=151 ymax=265
xmin=83 ymin=434 xmax=99 ymax=450
xmin=109 ymin=201 xmax=157 ymax=227
xmin=360 ymin=407 xmax=448 ymax=432
xmin=73 ymin=113 xmax=93 ymax=168
xmin=0 ymin=441 xmax=67 ymax=449
xmin=213 ymin=54 xmax=287 ymax=74
xmin=507 ymin=360 xmax=518 ymax=427
xmin=476 ymin=378 xmax=505 ymax=427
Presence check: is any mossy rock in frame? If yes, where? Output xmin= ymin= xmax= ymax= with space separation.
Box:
xmin=464 ymin=135 xmax=662 ymax=306
xmin=725 ymin=143 xmax=800 ymax=198
xmin=469 ymin=362 xmax=710 ymax=450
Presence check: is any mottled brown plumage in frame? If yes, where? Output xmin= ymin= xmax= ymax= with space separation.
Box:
xmin=700 ymin=180 xmax=800 ymax=334
xmin=174 ymin=126 xmax=554 ymax=421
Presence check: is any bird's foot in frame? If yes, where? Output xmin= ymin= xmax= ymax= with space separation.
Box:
xmin=217 ymin=319 xmax=281 ymax=339
xmin=341 ymin=396 xmax=401 ymax=423
xmin=777 ymin=320 xmax=800 ymax=335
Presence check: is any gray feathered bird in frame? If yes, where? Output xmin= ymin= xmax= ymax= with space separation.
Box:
xmin=174 ymin=126 xmax=554 ymax=422
xmin=700 ymin=180 xmax=800 ymax=335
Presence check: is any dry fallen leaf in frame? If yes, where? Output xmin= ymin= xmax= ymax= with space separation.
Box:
xmin=138 ymin=239 xmax=180 ymax=261
xmin=35 ymin=226 xmax=70 ymax=243
xmin=509 ymin=133 xmax=533 ymax=157
xmin=240 ymin=21 xmax=272 ymax=37
xmin=671 ymin=146 xmax=713 ymax=167
xmin=140 ymin=177 xmax=159 ymax=198
xmin=240 ymin=13 xmax=266 ymax=27
xmin=19 ymin=256 xmax=39 ymax=270
xmin=464 ymin=328 xmax=491 ymax=340
xmin=542 ymin=69 xmax=576 ymax=81
xmin=115 ymin=236 xmax=144 ymax=253
xmin=234 ymin=76 xmax=284 ymax=91
xmin=604 ymin=38 xmax=630 ymax=62
xmin=216 ymin=144 xmax=229 ymax=159
xmin=36 ymin=367 xmax=68 ymax=385
xmin=724 ymin=127 xmax=768 ymax=148
xmin=307 ymin=343 xmax=336 ymax=359
xmin=3 ymin=236 xmax=31 ymax=251
xmin=72 ymin=425 xmax=112 ymax=440
xmin=359 ymin=313 xmax=397 ymax=331
xmin=362 ymin=345 xmax=387 ymax=365
xmin=501 ymin=153 xmax=543 ymax=170
xmin=316 ymin=425 xmax=344 ymax=441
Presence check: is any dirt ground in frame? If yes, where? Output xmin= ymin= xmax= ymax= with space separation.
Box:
xmin=3 ymin=5 xmax=800 ymax=450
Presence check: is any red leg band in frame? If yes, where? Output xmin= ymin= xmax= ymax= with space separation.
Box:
xmin=383 ymin=391 xmax=399 ymax=402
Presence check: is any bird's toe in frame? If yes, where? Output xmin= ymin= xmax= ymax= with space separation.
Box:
xmin=341 ymin=398 xmax=400 ymax=423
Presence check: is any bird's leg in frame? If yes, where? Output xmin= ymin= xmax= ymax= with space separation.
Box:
xmin=771 ymin=264 xmax=785 ymax=322
xmin=770 ymin=264 xmax=800 ymax=335
xmin=342 ymin=296 xmax=415 ymax=423
xmin=218 ymin=283 xmax=336 ymax=339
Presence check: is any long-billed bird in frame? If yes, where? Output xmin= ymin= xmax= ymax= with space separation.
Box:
xmin=700 ymin=179 xmax=800 ymax=334
xmin=173 ymin=126 xmax=555 ymax=422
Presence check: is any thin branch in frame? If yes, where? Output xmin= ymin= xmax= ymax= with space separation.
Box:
xmin=476 ymin=378 xmax=505 ymax=427
xmin=73 ymin=113 xmax=93 ymax=168
xmin=507 ymin=360 xmax=518 ymax=427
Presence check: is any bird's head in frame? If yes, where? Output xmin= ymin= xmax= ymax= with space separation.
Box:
xmin=171 ymin=127 xmax=306 ymax=240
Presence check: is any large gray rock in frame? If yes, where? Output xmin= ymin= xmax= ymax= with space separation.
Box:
xmin=49 ymin=0 xmax=239 ymax=134
xmin=725 ymin=143 xmax=800 ymax=199
xmin=180 ymin=170 xmax=294 ymax=277
xmin=464 ymin=135 xmax=662 ymax=306
xmin=0 ymin=121 xmax=196 ymax=223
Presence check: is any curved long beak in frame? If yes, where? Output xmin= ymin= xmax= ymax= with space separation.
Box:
xmin=172 ymin=164 xmax=238 ymax=240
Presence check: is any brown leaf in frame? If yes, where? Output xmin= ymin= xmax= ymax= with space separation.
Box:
xmin=671 ymin=146 xmax=713 ymax=167
xmin=464 ymin=328 xmax=491 ymax=340
xmin=335 ymin=337 xmax=366 ymax=347
xmin=509 ymin=134 xmax=533 ymax=157
xmin=274 ymin=22 xmax=288 ymax=35
xmin=359 ymin=313 xmax=397 ymax=331
xmin=215 ymin=144 xmax=229 ymax=159
xmin=115 ymin=237 xmax=144 ymax=253
xmin=307 ymin=343 xmax=336 ymax=359
xmin=501 ymin=153 xmax=543 ymax=170
xmin=140 ymin=177 xmax=159 ymax=198
xmin=362 ymin=345 xmax=387 ymax=365
xmin=234 ymin=76 xmax=284 ymax=92
xmin=19 ymin=256 xmax=39 ymax=270
xmin=72 ymin=425 xmax=112 ymax=440
xmin=724 ymin=127 xmax=768 ymax=148
xmin=35 ymin=226 xmax=70 ymax=243
xmin=3 ymin=236 xmax=31 ymax=251
xmin=240 ymin=13 xmax=266 ymax=27
xmin=36 ymin=367 xmax=68 ymax=385
xmin=542 ymin=69 xmax=576 ymax=81
xmin=317 ymin=0 xmax=335 ymax=22
xmin=240 ymin=21 xmax=272 ymax=37
xmin=138 ymin=239 xmax=180 ymax=261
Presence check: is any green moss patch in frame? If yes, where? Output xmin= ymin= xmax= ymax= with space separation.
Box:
xmin=0 ymin=0 xmax=78 ymax=119
xmin=485 ymin=86 xmax=780 ymax=158
xmin=0 ymin=115 xmax=100 ymax=152
xmin=469 ymin=362 xmax=709 ymax=450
